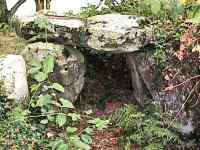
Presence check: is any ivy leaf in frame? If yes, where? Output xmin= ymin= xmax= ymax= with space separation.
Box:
xmin=67 ymin=113 xmax=81 ymax=121
xmin=56 ymin=113 xmax=66 ymax=127
xmin=36 ymin=94 xmax=52 ymax=107
xmin=51 ymin=83 xmax=65 ymax=93
xmin=34 ymin=72 xmax=47 ymax=82
xmin=59 ymin=98 xmax=74 ymax=109
xmin=81 ymin=134 xmax=92 ymax=145
xmin=43 ymin=55 xmax=54 ymax=74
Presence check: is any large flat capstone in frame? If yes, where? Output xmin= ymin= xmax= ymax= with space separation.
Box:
xmin=20 ymin=13 xmax=152 ymax=53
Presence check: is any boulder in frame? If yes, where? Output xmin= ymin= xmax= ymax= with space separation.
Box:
xmin=0 ymin=55 xmax=28 ymax=103
xmin=21 ymin=42 xmax=86 ymax=102
xmin=20 ymin=13 xmax=152 ymax=53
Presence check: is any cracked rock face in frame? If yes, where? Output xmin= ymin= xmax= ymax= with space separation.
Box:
xmin=85 ymin=14 xmax=151 ymax=52
xmin=21 ymin=42 xmax=86 ymax=102
xmin=0 ymin=55 xmax=29 ymax=103
xmin=20 ymin=13 xmax=152 ymax=53
xmin=54 ymin=46 xmax=86 ymax=102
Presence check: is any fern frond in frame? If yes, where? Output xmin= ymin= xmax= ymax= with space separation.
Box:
xmin=110 ymin=105 xmax=145 ymax=131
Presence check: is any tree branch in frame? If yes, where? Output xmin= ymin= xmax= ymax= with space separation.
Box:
xmin=8 ymin=0 xmax=26 ymax=20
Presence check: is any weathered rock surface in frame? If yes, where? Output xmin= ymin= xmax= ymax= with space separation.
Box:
xmin=21 ymin=42 xmax=86 ymax=102
xmin=127 ymin=51 xmax=200 ymax=135
xmin=54 ymin=46 xmax=85 ymax=101
xmin=0 ymin=55 xmax=28 ymax=102
xmin=20 ymin=13 xmax=152 ymax=53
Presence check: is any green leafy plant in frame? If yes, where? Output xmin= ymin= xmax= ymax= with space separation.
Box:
xmin=111 ymin=103 xmax=183 ymax=149
xmin=0 ymin=23 xmax=11 ymax=34
xmin=27 ymin=53 xmax=109 ymax=149
xmin=87 ymin=118 xmax=110 ymax=130
xmin=0 ymin=106 xmax=46 ymax=149
xmin=0 ymin=95 xmax=10 ymax=120
xmin=33 ymin=18 xmax=53 ymax=46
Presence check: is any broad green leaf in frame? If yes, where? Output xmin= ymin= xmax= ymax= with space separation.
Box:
xmin=56 ymin=113 xmax=66 ymax=127
xmin=34 ymin=72 xmax=47 ymax=82
xmin=144 ymin=0 xmax=161 ymax=14
xmin=49 ymin=139 xmax=64 ymax=150
xmin=52 ymin=101 xmax=61 ymax=107
xmin=59 ymin=98 xmax=74 ymax=109
xmin=47 ymin=115 xmax=55 ymax=121
xmin=151 ymin=0 xmax=161 ymax=14
xmin=30 ymin=83 xmax=42 ymax=93
xmin=43 ymin=55 xmax=54 ymax=74
xmin=57 ymin=144 xmax=68 ymax=150
xmin=187 ymin=17 xmax=200 ymax=24
xmin=87 ymin=118 xmax=109 ymax=130
xmin=47 ymin=110 xmax=56 ymax=121
xmin=69 ymin=134 xmax=90 ymax=149
xmin=28 ymin=66 xmax=41 ymax=74
xmin=66 ymin=127 xmax=77 ymax=134
xmin=51 ymin=83 xmax=65 ymax=92
xmin=30 ymin=59 xmax=42 ymax=68
xmin=84 ymin=128 xmax=93 ymax=135
xmin=36 ymin=94 xmax=52 ymax=107
xmin=67 ymin=113 xmax=81 ymax=121
xmin=40 ymin=119 xmax=48 ymax=124
xmin=81 ymin=134 xmax=92 ymax=145
xmin=73 ymin=139 xmax=90 ymax=150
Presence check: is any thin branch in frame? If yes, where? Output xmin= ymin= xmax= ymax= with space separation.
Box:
xmin=162 ymin=74 xmax=200 ymax=92
xmin=166 ymin=81 xmax=200 ymax=130
xmin=8 ymin=0 xmax=26 ymax=21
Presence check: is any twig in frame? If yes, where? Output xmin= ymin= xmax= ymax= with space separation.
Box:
xmin=162 ymin=74 xmax=200 ymax=91
xmin=166 ymin=81 xmax=200 ymax=130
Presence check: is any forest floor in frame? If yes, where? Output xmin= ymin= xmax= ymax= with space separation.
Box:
xmin=76 ymin=52 xmax=138 ymax=150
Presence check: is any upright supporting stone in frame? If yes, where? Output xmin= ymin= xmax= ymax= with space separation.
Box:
xmin=54 ymin=46 xmax=86 ymax=102
xmin=127 ymin=54 xmax=147 ymax=105
xmin=21 ymin=42 xmax=86 ymax=102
